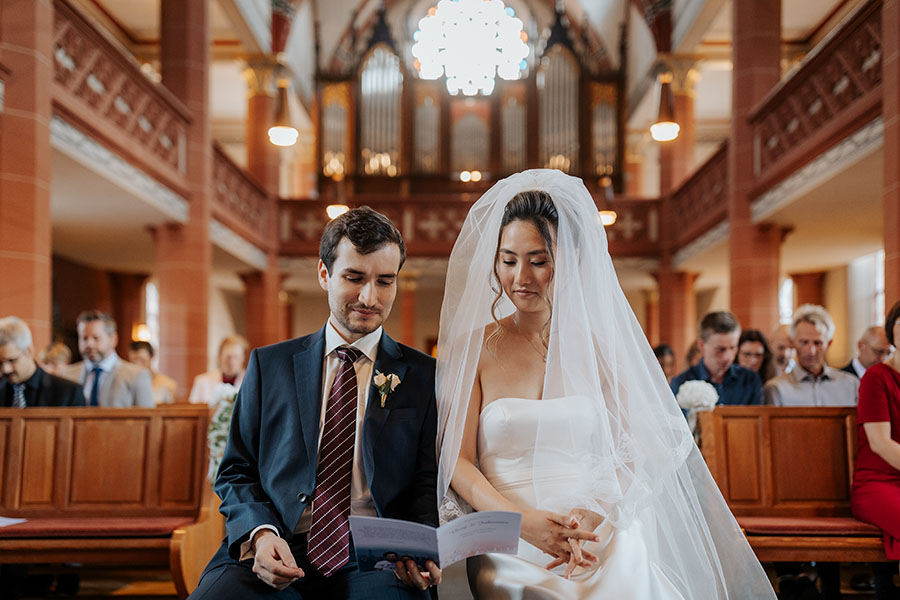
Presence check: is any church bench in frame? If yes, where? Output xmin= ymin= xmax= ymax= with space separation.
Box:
xmin=0 ymin=406 xmax=222 ymax=598
xmin=698 ymin=406 xmax=887 ymax=562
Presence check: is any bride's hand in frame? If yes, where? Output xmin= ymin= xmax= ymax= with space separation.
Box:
xmin=543 ymin=509 xmax=604 ymax=578
xmin=521 ymin=510 xmax=600 ymax=567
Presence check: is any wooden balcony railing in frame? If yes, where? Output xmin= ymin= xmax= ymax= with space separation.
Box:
xmin=279 ymin=195 xmax=661 ymax=258
xmin=749 ymin=0 xmax=882 ymax=196
xmin=52 ymin=0 xmax=191 ymax=195
xmin=212 ymin=145 xmax=274 ymax=253
xmin=670 ymin=143 xmax=728 ymax=249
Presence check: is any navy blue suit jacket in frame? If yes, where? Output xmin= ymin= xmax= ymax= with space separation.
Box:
xmin=215 ymin=328 xmax=438 ymax=560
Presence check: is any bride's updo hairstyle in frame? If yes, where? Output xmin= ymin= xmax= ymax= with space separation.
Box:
xmin=488 ymin=190 xmax=558 ymax=352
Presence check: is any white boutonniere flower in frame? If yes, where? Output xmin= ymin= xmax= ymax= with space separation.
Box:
xmin=373 ymin=370 xmax=401 ymax=408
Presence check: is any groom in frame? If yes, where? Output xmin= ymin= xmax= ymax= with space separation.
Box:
xmin=190 ymin=207 xmax=441 ymax=599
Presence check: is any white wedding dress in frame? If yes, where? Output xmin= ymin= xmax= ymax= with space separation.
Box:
xmin=467 ymin=396 xmax=685 ymax=600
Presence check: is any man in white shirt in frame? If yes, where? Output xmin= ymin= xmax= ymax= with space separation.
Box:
xmin=841 ymin=326 xmax=892 ymax=378
xmin=190 ymin=208 xmax=440 ymax=599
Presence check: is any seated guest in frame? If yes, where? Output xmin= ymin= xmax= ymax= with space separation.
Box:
xmin=0 ymin=316 xmax=85 ymax=407
xmin=653 ymin=343 xmax=676 ymax=382
xmin=62 ymin=310 xmax=154 ymax=407
xmin=128 ymin=341 xmax=177 ymax=404
xmin=771 ymin=324 xmax=796 ymax=376
xmin=736 ymin=329 xmax=776 ymax=383
xmin=843 ymin=326 xmax=893 ymax=379
xmin=37 ymin=342 xmax=72 ymax=375
xmin=685 ymin=338 xmax=702 ymax=369
xmin=764 ymin=304 xmax=859 ymax=407
xmin=671 ymin=311 xmax=762 ymax=405
xmin=851 ymin=300 xmax=900 ymax=600
xmin=188 ymin=335 xmax=248 ymax=404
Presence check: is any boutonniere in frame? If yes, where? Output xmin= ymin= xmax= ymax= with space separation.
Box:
xmin=373 ymin=370 xmax=401 ymax=408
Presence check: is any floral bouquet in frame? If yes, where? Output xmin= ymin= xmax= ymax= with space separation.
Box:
xmin=676 ymin=380 xmax=719 ymax=442
xmin=207 ymin=382 xmax=238 ymax=484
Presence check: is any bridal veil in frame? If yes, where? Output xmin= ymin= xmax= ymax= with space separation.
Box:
xmin=435 ymin=169 xmax=775 ymax=599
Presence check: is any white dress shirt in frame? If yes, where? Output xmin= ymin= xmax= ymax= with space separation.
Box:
xmin=242 ymin=321 xmax=382 ymax=558
xmin=763 ymin=364 xmax=860 ymax=407
xmin=850 ymin=357 xmax=866 ymax=378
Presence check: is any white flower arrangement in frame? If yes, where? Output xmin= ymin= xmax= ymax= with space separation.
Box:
xmin=373 ymin=370 xmax=401 ymax=408
xmin=676 ymin=380 xmax=719 ymax=441
xmin=676 ymin=380 xmax=719 ymax=411
xmin=207 ymin=382 xmax=238 ymax=484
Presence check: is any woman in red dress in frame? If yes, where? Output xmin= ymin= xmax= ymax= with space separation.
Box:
xmin=852 ymin=299 xmax=900 ymax=597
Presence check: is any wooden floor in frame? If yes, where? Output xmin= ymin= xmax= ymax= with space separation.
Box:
xmin=7 ymin=562 xmax=891 ymax=599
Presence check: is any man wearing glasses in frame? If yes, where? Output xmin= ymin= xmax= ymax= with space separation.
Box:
xmin=842 ymin=326 xmax=894 ymax=378
xmin=0 ymin=316 xmax=85 ymax=407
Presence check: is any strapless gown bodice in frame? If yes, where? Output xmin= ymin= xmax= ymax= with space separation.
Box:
xmin=468 ymin=396 xmax=684 ymax=599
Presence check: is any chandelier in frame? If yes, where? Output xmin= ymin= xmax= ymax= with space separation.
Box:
xmin=411 ymin=0 xmax=529 ymax=96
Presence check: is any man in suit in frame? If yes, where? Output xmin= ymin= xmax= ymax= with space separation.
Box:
xmin=190 ymin=207 xmax=440 ymax=599
xmin=62 ymin=311 xmax=154 ymax=407
xmin=0 ymin=316 xmax=85 ymax=407
xmin=841 ymin=326 xmax=892 ymax=378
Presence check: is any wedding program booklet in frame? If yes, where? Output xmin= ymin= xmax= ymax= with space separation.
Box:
xmin=349 ymin=511 xmax=521 ymax=571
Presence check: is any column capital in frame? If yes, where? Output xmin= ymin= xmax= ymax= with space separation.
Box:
xmin=657 ymin=54 xmax=702 ymax=97
xmin=242 ymin=56 xmax=285 ymax=97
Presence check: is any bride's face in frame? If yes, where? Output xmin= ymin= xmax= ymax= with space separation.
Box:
xmin=497 ymin=219 xmax=554 ymax=312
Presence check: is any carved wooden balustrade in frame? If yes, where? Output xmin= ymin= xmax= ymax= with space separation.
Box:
xmin=670 ymin=143 xmax=728 ymax=249
xmin=52 ymin=0 xmax=191 ymax=195
xmin=212 ymin=145 xmax=274 ymax=253
xmin=279 ymin=196 xmax=661 ymax=258
xmin=749 ymin=0 xmax=882 ymax=195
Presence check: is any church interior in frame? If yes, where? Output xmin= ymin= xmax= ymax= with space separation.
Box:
xmin=0 ymin=0 xmax=898 ymax=597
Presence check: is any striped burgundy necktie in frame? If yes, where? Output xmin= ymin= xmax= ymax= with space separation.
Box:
xmin=307 ymin=346 xmax=363 ymax=576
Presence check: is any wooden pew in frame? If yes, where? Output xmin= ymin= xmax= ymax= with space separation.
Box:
xmin=0 ymin=406 xmax=223 ymax=598
xmin=698 ymin=406 xmax=886 ymax=562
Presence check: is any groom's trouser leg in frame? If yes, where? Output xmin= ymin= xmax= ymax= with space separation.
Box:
xmin=189 ymin=536 xmax=431 ymax=600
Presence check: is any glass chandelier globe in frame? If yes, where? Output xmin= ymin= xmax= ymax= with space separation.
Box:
xmin=412 ymin=0 xmax=530 ymax=96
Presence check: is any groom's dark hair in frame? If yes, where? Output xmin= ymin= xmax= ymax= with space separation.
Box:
xmin=319 ymin=206 xmax=406 ymax=273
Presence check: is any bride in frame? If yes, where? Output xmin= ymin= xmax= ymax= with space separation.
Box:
xmin=436 ymin=170 xmax=775 ymax=599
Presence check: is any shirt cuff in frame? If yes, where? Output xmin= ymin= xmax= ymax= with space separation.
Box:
xmin=239 ymin=524 xmax=280 ymax=561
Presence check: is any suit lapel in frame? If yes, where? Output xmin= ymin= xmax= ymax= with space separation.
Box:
xmin=293 ymin=328 xmax=326 ymax=469
xmin=362 ymin=333 xmax=409 ymax=490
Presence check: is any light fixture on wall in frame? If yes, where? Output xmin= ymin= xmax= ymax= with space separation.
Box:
xmin=411 ymin=0 xmax=529 ymax=96
xmin=326 ymin=204 xmax=350 ymax=220
xmin=650 ymin=72 xmax=680 ymax=142
xmin=268 ymin=79 xmax=299 ymax=147
xmin=597 ymin=175 xmax=616 ymax=227
xmin=131 ymin=323 xmax=151 ymax=342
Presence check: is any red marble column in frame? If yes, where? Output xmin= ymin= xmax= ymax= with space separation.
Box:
xmin=0 ymin=0 xmax=53 ymax=349
xmin=108 ymin=272 xmax=149 ymax=359
xmin=243 ymin=60 xmax=284 ymax=349
xmin=729 ymin=0 xmax=782 ymax=333
xmin=157 ymin=0 xmax=211 ymax=396
xmin=670 ymin=58 xmax=698 ymax=189
xmin=241 ymin=259 xmax=282 ymax=350
xmin=655 ymin=267 xmax=697 ymax=368
xmin=645 ymin=289 xmax=660 ymax=347
xmin=790 ymin=271 xmax=826 ymax=308
xmin=884 ymin=0 xmax=900 ymax=304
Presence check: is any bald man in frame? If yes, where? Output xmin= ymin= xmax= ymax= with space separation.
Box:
xmin=770 ymin=325 xmax=795 ymax=377
xmin=841 ymin=326 xmax=893 ymax=378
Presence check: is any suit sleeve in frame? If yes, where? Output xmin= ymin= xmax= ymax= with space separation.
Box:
xmin=410 ymin=368 xmax=439 ymax=527
xmin=133 ymin=368 xmax=155 ymax=407
xmin=749 ymin=372 xmax=762 ymax=405
xmin=214 ymin=348 xmax=285 ymax=559
xmin=69 ymin=383 xmax=87 ymax=407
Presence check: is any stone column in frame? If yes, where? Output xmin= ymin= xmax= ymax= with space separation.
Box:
xmin=0 ymin=0 xmax=53 ymax=349
xmin=108 ymin=272 xmax=149 ymax=359
xmin=244 ymin=58 xmax=280 ymax=194
xmin=242 ymin=59 xmax=285 ymax=350
xmin=655 ymin=267 xmax=697 ymax=367
xmin=644 ymin=289 xmax=660 ymax=347
xmin=157 ymin=0 xmax=211 ymax=397
xmin=669 ymin=57 xmax=699 ymax=189
xmin=884 ymin=0 xmax=900 ymax=303
xmin=790 ymin=271 xmax=825 ymax=307
xmin=729 ymin=0 xmax=782 ymax=333
xmin=241 ymin=261 xmax=283 ymax=350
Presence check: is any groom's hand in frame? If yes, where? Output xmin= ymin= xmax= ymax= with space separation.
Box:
xmin=394 ymin=558 xmax=442 ymax=590
xmin=251 ymin=530 xmax=304 ymax=590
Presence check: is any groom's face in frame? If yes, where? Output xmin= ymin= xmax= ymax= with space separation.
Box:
xmin=318 ymin=238 xmax=401 ymax=343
